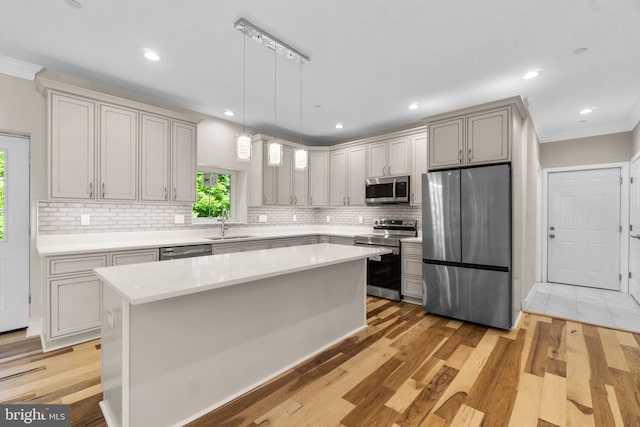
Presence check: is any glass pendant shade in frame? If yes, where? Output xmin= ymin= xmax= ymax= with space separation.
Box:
xmin=268 ymin=141 xmax=283 ymax=166
xmin=236 ymin=134 xmax=252 ymax=161
xmin=294 ymin=149 xmax=308 ymax=170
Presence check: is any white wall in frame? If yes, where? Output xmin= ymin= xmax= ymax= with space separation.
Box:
xmin=540 ymin=132 xmax=633 ymax=168
xmin=0 ymin=73 xmax=46 ymax=331
xmin=633 ymin=120 xmax=640 ymax=157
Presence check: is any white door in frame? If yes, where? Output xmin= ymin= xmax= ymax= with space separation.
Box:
xmin=0 ymin=134 xmax=30 ymax=332
xmin=630 ymin=156 xmax=640 ymax=303
xmin=548 ymin=168 xmax=621 ymax=290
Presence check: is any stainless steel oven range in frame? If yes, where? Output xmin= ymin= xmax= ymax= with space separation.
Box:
xmin=354 ymin=219 xmax=417 ymax=301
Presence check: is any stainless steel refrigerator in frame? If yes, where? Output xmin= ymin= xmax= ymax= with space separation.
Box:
xmin=422 ymin=164 xmax=512 ymax=329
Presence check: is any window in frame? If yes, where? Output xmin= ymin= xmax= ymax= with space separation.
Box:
xmin=193 ymin=170 xmax=231 ymax=219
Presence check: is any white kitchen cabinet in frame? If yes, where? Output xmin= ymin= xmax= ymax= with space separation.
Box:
xmin=293 ymin=159 xmax=308 ymax=207
xmin=330 ymin=236 xmax=354 ymax=246
xmin=331 ymin=147 xmax=365 ymax=206
xmin=277 ymin=147 xmax=294 ymax=205
xmin=110 ymin=249 xmax=159 ymax=266
xmin=171 ymin=121 xmax=197 ymax=203
xmin=49 ymin=93 xmax=96 ymax=199
xmin=347 ymin=146 xmax=366 ymax=206
xmin=287 ymin=237 xmax=305 ymax=247
xmin=140 ymin=114 xmax=170 ymax=202
xmin=366 ymin=137 xmax=410 ymax=178
xmin=427 ymin=108 xmax=510 ymax=170
xmin=244 ymin=241 xmax=268 ymax=252
xmin=263 ymin=146 xmax=277 ymax=205
xmin=212 ymin=243 xmax=243 ymax=255
xmin=305 ymin=236 xmax=319 ymax=245
xmin=49 ymin=275 xmax=102 ymax=338
xmin=410 ymin=134 xmax=428 ymax=206
xmin=309 ymin=152 xmax=329 ymax=206
xmin=330 ymin=150 xmax=347 ymax=206
xmin=99 ymin=104 xmax=138 ymax=200
xmin=401 ymin=242 xmax=422 ymax=302
xmin=268 ymin=239 xmax=288 ymax=249
xmin=319 ymin=236 xmax=331 ymax=244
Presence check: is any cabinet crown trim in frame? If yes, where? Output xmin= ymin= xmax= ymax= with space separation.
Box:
xmin=421 ymin=96 xmax=528 ymax=124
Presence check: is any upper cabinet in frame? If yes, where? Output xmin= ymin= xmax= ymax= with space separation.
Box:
xmin=410 ymin=134 xmax=428 ymax=206
xmin=49 ymin=93 xmax=96 ymax=199
xmin=260 ymin=141 xmax=309 ymax=206
xmin=427 ymin=107 xmax=510 ymax=170
xmin=366 ymin=137 xmax=410 ymax=178
xmin=330 ymin=146 xmax=365 ymax=206
xmin=308 ymin=151 xmax=329 ymax=206
xmin=44 ymin=84 xmax=198 ymax=203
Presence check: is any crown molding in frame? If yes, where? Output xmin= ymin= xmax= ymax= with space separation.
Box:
xmin=0 ymin=54 xmax=43 ymax=81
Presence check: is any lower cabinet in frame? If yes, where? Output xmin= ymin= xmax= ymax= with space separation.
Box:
xmin=287 ymin=237 xmax=305 ymax=247
xmin=49 ymin=275 xmax=102 ymax=338
xmin=212 ymin=243 xmax=244 ymax=254
xmin=330 ymin=236 xmax=355 ymax=246
xmin=305 ymin=236 xmax=319 ymax=245
xmin=268 ymin=239 xmax=288 ymax=249
xmin=244 ymin=240 xmax=268 ymax=252
xmin=401 ymin=242 xmax=423 ymax=303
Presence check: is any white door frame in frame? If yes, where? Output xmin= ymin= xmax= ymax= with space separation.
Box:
xmin=542 ymin=162 xmax=630 ymax=292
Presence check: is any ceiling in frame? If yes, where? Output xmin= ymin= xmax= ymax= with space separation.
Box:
xmin=1 ymin=0 xmax=639 ymax=145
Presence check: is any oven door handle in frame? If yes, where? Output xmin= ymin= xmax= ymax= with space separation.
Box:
xmin=369 ymin=255 xmax=382 ymax=262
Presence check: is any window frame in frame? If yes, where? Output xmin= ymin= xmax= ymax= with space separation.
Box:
xmin=192 ymin=166 xmax=238 ymax=224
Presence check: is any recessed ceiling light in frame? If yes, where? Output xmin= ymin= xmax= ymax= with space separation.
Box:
xmin=522 ymin=69 xmax=542 ymax=80
xmin=579 ymin=108 xmax=593 ymax=115
xmin=65 ymin=0 xmax=82 ymax=9
xmin=573 ymin=48 xmax=588 ymax=55
xmin=335 ymin=123 xmax=344 ymax=129
xmin=143 ymin=50 xmax=160 ymax=61
xmin=224 ymin=110 xmax=234 ymax=117
xmin=408 ymin=103 xmax=419 ymax=110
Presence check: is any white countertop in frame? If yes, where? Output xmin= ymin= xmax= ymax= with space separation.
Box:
xmin=401 ymin=236 xmax=422 ymax=243
xmin=36 ymin=225 xmax=371 ymax=256
xmin=95 ymin=243 xmax=391 ymax=305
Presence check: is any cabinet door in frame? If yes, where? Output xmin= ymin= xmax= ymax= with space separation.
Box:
xmin=410 ymin=134 xmax=428 ymax=205
xmin=347 ymin=146 xmax=366 ymax=206
xmin=293 ymin=156 xmax=308 ymax=206
xmin=277 ymin=147 xmax=293 ymax=205
xmin=428 ymin=117 xmax=464 ymax=169
xmin=402 ymin=277 xmax=423 ymax=299
xmin=244 ymin=241 xmax=268 ymax=252
xmin=140 ymin=114 xmax=170 ymax=201
xmin=268 ymin=239 xmax=287 ymax=249
xmin=263 ymin=143 xmax=277 ymax=205
xmin=171 ymin=121 xmax=197 ymax=202
xmin=212 ymin=243 xmax=243 ymax=254
xmin=388 ymin=137 xmax=410 ymax=176
xmin=110 ymin=249 xmax=159 ymax=266
xmin=467 ymin=108 xmax=509 ymax=164
xmin=309 ymin=152 xmax=328 ymax=206
xmin=330 ymin=236 xmax=354 ymax=246
xmin=329 ymin=150 xmax=347 ymax=206
xmin=287 ymin=237 xmax=305 ymax=247
xmin=366 ymin=142 xmax=387 ymax=178
xmin=50 ymin=93 xmax=96 ymax=199
xmin=50 ymin=275 xmax=101 ymax=338
xmin=100 ymin=104 xmax=137 ymax=200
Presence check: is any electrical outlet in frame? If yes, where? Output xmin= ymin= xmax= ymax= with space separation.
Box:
xmin=326 ymin=215 xmax=331 ymax=223
xmin=358 ymin=216 xmax=364 ymax=224
xmin=259 ymin=214 xmax=268 ymax=223
xmin=174 ymin=214 xmax=184 ymax=224
xmin=80 ymin=214 xmax=90 ymax=226
xmin=292 ymin=214 xmax=297 ymax=222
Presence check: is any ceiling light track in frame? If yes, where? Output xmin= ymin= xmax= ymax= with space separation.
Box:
xmin=234 ymin=18 xmax=310 ymax=64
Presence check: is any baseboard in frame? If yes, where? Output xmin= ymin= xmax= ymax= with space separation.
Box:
xmin=99 ymin=401 xmax=120 ymax=427
xmin=522 ymin=282 xmax=540 ymax=310
xmin=25 ymin=320 xmax=41 ymax=338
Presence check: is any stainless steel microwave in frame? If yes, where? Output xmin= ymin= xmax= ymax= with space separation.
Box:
xmin=365 ymin=175 xmax=410 ymax=205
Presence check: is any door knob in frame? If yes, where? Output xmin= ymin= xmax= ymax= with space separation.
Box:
xmin=549 ymin=226 xmax=555 ymax=231
xmin=549 ymin=234 xmax=555 ymax=239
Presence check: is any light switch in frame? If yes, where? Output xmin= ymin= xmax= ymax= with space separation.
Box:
xmin=326 ymin=215 xmax=331 ymax=223
xmin=174 ymin=214 xmax=184 ymax=224
xmin=80 ymin=214 xmax=90 ymax=226
xmin=259 ymin=214 xmax=268 ymax=223
xmin=358 ymin=216 xmax=364 ymax=224
xmin=292 ymin=214 xmax=297 ymax=222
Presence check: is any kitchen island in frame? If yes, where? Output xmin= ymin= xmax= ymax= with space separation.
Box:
xmin=95 ymin=243 xmax=390 ymax=427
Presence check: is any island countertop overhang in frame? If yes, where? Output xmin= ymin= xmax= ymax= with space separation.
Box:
xmin=95 ymin=243 xmax=391 ymax=305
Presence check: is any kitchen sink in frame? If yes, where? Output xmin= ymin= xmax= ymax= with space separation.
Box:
xmin=206 ymin=235 xmax=255 ymax=241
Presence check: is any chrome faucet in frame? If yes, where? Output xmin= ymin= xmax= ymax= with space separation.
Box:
xmin=220 ymin=209 xmax=230 ymax=237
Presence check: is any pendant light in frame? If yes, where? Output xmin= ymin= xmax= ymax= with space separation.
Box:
xmin=294 ymin=61 xmax=308 ymax=170
xmin=236 ymin=24 xmax=252 ymax=162
xmin=268 ymin=43 xmax=282 ymax=167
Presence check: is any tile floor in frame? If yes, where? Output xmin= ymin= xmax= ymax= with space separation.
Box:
xmin=524 ymin=282 xmax=640 ymax=332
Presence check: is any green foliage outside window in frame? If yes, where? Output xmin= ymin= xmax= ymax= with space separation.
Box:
xmin=192 ymin=172 xmax=231 ymax=218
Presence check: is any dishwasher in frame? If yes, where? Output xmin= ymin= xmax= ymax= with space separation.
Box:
xmin=159 ymin=244 xmax=212 ymax=261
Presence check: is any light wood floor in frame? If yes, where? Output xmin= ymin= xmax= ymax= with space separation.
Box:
xmin=1 ymin=297 xmax=639 ymax=426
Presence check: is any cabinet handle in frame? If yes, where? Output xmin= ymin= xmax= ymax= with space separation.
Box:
xmin=468 ymin=147 xmax=472 ymax=163
xmin=164 ymin=187 xmax=168 ymax=200
xmin=382 ymin=166 xmax=386 ymax=176
xmin=458 ymin=149 xmax=462 ymax=163
xmin=411 ymin=192 xmax=415 ymax=203
xmin=290 ymin=195 xmax=293 ymax=205
xmin=173 ymin=187 xmax=177 ymax=200
xmin=343 ymin=196 xmax=346 ymax=205
xmin=310 ymin=196 xmax=313 ymax=205
xmin=263 ymin=195 xmax=266 ymax=204
xmin=101 ymin=182 xmax=105 ymax=198
xmin=388 ymin=166 xmax=391 ymax=175
xmin=89 ymin=182 xmax=93 ymax=198
xmin=294 ymin=196 xmax=297 ymax=205
xmin=347 ymin=196 xmax=350 ymax=205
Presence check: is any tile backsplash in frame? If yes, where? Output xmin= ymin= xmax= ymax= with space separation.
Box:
xmin=38 ymin=201 xmax=422 ymax=234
